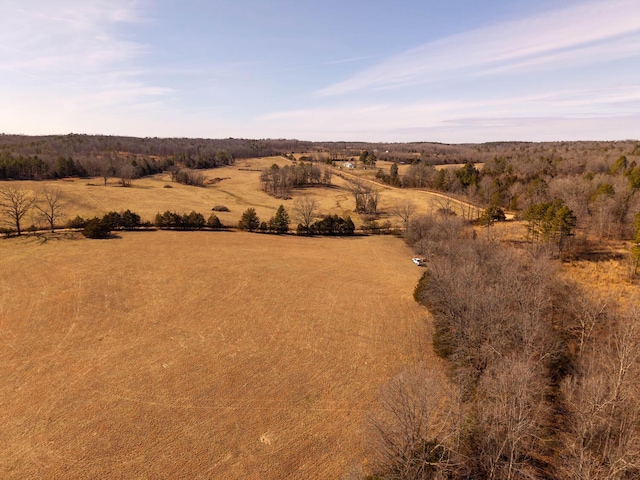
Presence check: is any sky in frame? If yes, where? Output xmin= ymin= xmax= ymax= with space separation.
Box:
xmin=0 ymin=0 xmax=638 ymax=143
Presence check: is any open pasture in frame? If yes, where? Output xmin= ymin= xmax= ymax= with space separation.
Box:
xmin=0 ymin=156 xmax=481 ymax=231
xmin=0 ymin=231 xmax=431 ymax=478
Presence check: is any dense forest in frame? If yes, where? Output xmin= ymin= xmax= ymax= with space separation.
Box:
xmin=367 ymin=214 xmax=640 ymax=479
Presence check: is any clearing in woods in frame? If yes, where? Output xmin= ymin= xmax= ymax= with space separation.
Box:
xmin=0 ymin=231 xmax=432 ymax=478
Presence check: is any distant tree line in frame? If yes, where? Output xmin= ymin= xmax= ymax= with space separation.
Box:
xmin=375 ymin=145 xmax=640 ymax=248
xmin=0 ymin=150 xmax=168 ymax=181
xmin=0 ymin=134 xmax=326 ymax=181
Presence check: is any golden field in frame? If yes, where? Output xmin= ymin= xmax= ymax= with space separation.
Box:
xmin=0 ymin=231 xmax=432 ymax=479
xmin=2 ymin=155 xmax=636 ymax=478
xmin=0 ymin=157 xmax=482 ymax=231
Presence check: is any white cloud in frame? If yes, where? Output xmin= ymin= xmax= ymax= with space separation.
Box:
xmin=0 ymin=1 xmax=147 ymax=70
xmin=256 ymin=84 xmax=640 ymax=142
xmin=317 ymin=0 xmax=640 ymax=97
xmin=0 ymin=0 xmax=162 ymax=111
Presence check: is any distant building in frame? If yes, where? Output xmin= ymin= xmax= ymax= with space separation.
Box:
xmin=343 ymin=162 xmax=355 ymax=169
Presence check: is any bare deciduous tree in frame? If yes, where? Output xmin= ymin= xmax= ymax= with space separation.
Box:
xmin=345 ymin=177 xmax=381 ymax=214
xmin=0 ymin=187 xmax=35 ymax=235
xmin=560 ymin=311 xmax=640 ymax=480
xmin=392 ymin=200 xmax=417 ymax=231
xmin=101 ymin=157 xmax=118 ymax=186
xmin=293 ymin=197 xmax=318 ymax=233
xmin=476 ymin=359 xmax=551 ymax=480
xmin=367 ymin=187 xmax=381 ymax=214
xmin=34 ymin=188 xmax=66 ymax=232
xmin=119 ymin=163 xmax=136 ymax=187
xmin=370 ymin=365 xmax=455 ymax=480
xmin=567 ymin=292 xmax=611 ymax=355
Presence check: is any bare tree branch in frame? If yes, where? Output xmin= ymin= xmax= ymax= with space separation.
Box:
xmin=0 ymin=187 xmax=35 ymax=235
xmin=34 ymin=187 xmax=66 ymax=232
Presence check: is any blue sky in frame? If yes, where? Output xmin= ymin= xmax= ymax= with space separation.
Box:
xmin=0 ymin=0 xmax=638 ymax=142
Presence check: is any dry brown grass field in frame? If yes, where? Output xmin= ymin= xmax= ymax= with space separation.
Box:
xmin=0 ymin=230 xmax=433 ymax=479
xmin=0 ymin=156 xmax=482 ymax=230
xmin=334 ymin=163 xmax=482 ymax=221
xmin=3 ymin=156 xmax=636 ymax=478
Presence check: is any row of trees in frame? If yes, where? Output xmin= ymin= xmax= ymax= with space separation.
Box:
xmin=155 ymin=211 xmax=223 ymax=230
xmin=0 ymin=185 xmax=358 ymax=237
xmin=305 ymin=214 xmax=355 ymax=235
xmin=0 ymin=186 xmax=229 ymax=236
xmin=70 ymin=210 xmax=144 ymax=238
xmin=0 ymin=133 xmax=314 ymax=167
xmin=237 ymin=204 xmax=355 ymax=236
xmin=0 ymin=151 xmax=168 ymax=183
xmin=368 ymin=214 xmax=640 ymax=479
xmin=76 ymin=210 xmax=225 ymax=236
xmin=0 ymin=187 xmax=66 ymax=234
xmin=237 ymin=206 xmax=290 ymax=233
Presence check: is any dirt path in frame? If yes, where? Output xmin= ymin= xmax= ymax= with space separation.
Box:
xmin=332 ymin=167 xmax=485 ymax=219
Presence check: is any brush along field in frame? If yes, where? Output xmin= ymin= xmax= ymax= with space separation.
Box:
xmin=0 ymin=231 xmax=432 ymax=479
xmin=0 ymin=156 xmax=481 ymax=231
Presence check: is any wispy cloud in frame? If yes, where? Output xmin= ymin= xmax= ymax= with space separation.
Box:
xmin=266 ymin=85 xmax=640 ymax=122
xmin=0 ymin=0 xmax=162 ymax=108
xmin=317 ymin=0 xmax=640 ymax=97
xmin=258 ymin=84 xmax=640 ymax=141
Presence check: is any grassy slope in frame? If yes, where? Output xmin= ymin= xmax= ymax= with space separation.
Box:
xmin=2 ymin=156 xmax=634 ymax=478
xmin=0 ymin=231 xmax=432 ymax=479
xmin=0 ymin=157 xmax=481 ymax=231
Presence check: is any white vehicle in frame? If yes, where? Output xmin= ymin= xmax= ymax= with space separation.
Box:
xmin=412 ymin=258 xmax=424 ymax=266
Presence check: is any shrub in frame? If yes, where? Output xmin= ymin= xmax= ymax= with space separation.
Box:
xmin=82 ymin=217 xmax=111 ymax=239
xmin=0 ymin=227 xmax=15 ymax=237
xmin=212 ymin=205 xmax=230 ymax=212
xmin=362 ymin=218 xmax=392 ymax=234
xmin=121 ymin=210 xmax=141 ymax=229
xmin=155 ymin=210 xmax=180 ymax=229
xmin=102 ymin=211 xmax=122 ymax=230
xmin=308 ymin=214 xmax=355 ymax=235
xmin=185 ymin=211 xmax=205 ymax=229
xmin=207 ymin=214 xmax=223 ymax=229
xmin=173 ymin=169 xmax=205 ymax=186
xmin=68 ymin=215 xmax=87 ymax=229
xmin=478 ymin=206 xmax=506 ymax=226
